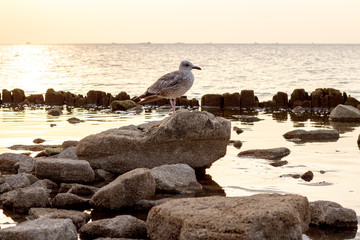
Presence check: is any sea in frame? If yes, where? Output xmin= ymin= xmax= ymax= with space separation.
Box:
xmin=0 ymin=44 xmax=359 ymax=239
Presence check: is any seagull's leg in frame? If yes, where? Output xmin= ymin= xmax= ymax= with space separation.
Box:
xmin=171 ymin=98 xmax=176 ymax=114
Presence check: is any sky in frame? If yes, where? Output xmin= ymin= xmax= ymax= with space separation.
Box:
xmin=0 ymin=0 xmax=359 ymax=44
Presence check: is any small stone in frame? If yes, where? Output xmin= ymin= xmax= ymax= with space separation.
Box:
xmin=33 ymin=138 xmax=46 ymax=144
xmin=47 ymin=107 xmax=63 ymax=116
xmin=67 ymin=117 xmax=85 ymax=124
xmin=233 ymin=126 xmax=244 ymax=134
xmin=301 ymin=171 xmax=314 ymax=182
xmin=233 ymin=140 xmax=243 ymax=149
xmin=238 ymin=147 xmax=290 ymax=160
xmin=232 ymin=115 xmax=262 ymax=122
xmin=50 ymin=124 xmax=57 ymax=127
xmin=320 ymin=170 xmax=326 ymax=174
xmin=270 ymin=160 xmax=288 ymax=167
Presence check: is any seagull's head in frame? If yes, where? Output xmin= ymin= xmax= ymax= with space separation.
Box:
xmin=179 ymin=61 xmax=202 ymax=71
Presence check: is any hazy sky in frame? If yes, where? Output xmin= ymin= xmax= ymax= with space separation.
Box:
xmin=1 ymin=0 xmax=359 ymax=44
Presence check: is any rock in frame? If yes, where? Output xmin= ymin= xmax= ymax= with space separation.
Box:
xmin=14 ymin=157 xmax=36 ymax=174
xmin=238 ymin=147 xmax=290 ymax=160
xmin=62 ymin=140 xmax=79 ymax=149
xmin=11 ymin=88 xmax=26 ymax=104
xmin=0 ymin=153 xmax=33 ymax=172
xmin=309 ymin=200 xmax=358 ymax=228
xmin=67 ymin=184 xmax=98 ymax=197
xmin=33 ymin=138 xmax=45 ymax=144
xmin=94 ymin=169 xmax=116 ymax=182
xmin=147 ymin=194 xmax=310 ymax=240
xmin=31 ymin=179 xmax=58 ymax=192
xmin=8 ymin=144 xmax=60 ymax=151
xmin=289 ymin=89 xmax=308 ymax=108
xmin=241 ymin=90 xmax=257 ymax=108
xmin=116 ymin=91 xmax=131 ymax=100
xmin=233 ymin=126 xmax=243 ymax=134
xmin=201 ymin=94 xmax=223 ymax=108
xmin=2 ymin=89 xmax=12 ymax=103
xmin=76 ymin=110 xmax=231 ymax=173
xmin=45 ymin=88 xmax=65 ymax=105
xmin=110 ymin=100 xmax=138 ymax=111
xmin=87 ymin=90 xmax=109 ymax=107
xmin=344 ymin=96 xmax=360 ymax=108
xmin=223 ymin=92 xmax=240 ymax=109
xmin=150 ymin=164 xmax=202 ymax=193
xmin=47 ymin=107 xmax=63 ymax=116
xmin=52 ymin=192 xmax=90 ymax=209
xmin=273 ymin=91 xmax=289 ymax=109
xmin=301 ymin=171 xmax=314 ymax=182
xmin=79 ymin=215 xmax=147 ymax=239
xmin=270 ymin=160 xmax=288 ymax=167
xmin=0 ymin=182 xmax=12 ymax=194
xmin=233 ymin=140 xmax=243 ymax=149
xmin=27 ymin=94 xmax=45 ymax=104
xmin=329 ymin=104 xmax=360 ymax=122
xmin=280 ymin=174 xmax=301 ymax=179
xmin=328 ymin=88 xmax=345 ymax=108
xmin=0 ymin=217 xmax=77 ymax=240
xmin=57 ymin=146 xmax=78 ymax=159
xmin=67 ymin=117 xmax=85 ymax=124
xmin=74 ymin=96 xmax=87 ymax=107
xmin=90 ymin=168 xmax=156 ymax=210
xmin=35 ymin=158 xmax=95 ymax=183
xmin=4 ymin=173 xmax=31 ymax=189
xmin=283 ymin=129 xmax=340 ymax=141
xmin=292 ymin=106 xmax=305 ymax=113
xmin=232 ymin=115 xmax=262 ymax=122
xmin=28 ymin=207 xmax=91 ymax=229
xmin=2 ymin=186 xmax=50 ymax=212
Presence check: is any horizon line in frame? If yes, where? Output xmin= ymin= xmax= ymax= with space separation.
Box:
xmin=1 ymin=42 xmax=360 ymax=45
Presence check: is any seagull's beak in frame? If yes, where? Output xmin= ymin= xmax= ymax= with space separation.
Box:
xmin=192 ymin=66 xmax=202 ymax=70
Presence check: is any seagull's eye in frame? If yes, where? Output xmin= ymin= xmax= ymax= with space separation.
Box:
xmin=184 ymin=63 xmax=190 ymax=67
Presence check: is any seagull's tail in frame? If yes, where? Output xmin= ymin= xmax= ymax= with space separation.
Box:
xmin=136 ymin=95 xmax=163 ymax=105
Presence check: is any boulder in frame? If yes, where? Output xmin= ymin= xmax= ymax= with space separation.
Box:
xmin=344 ymin=96 xmax=360 ymax=108
xmin=201 ymin=94 xmax=223 ymax=108
xmin=176 ymin=96 xmax=191 ymax=107
xmin=52 ymin=192 xmax=90 ymax=209
xmin=116 ymin=91 xmax=130 ymax=100
xmin=87 ymin=90 xmax=109 ymax=107
xmin=329 ymin=104 xmax=360 ymax=122
xmin=233 ymin=140 xmax=243 ymax=149
xmin=241 ymin=90 xmax=257 ymax=108
xmin=223 ymin=92 xmax=240 ymax=109
xmin=301 ymin=171 xmax=314 ymax=182
xmin=2 ymin=89 xmax=12 ymax=103
xmin=29 ymin=207 xmax=91 ymax=229
xmin=27 ymin=94 xmax=45 ymax=104
xmin=2 ymin=186 xmax=50 ymax=212
xmin=289 ymin=89 xmax=308 ymax=108
xmin=57 ymin=146 xmax=78 ymax=159
xmin=45 ymin=88 xmax=65 ymax=105
xmin=328 ymin=88 xmax=345 ymax=108
xmin=273 ymin=91 xmax=289 ymax=108
xmin=238 ymin=147 xmax=290 ymax=160
xmin=110 ymin=100 xmax=137 ymax=111
xmin=0 ymin=153 xmax=33 ymax=172
xmin=15 ymin=157 xmax=36 ymax=174
xmin=62 ymin=140 xmax=79 ymax=149
xmin=76 ymin=110 xmax=231 ymax=173
xmin=79 ymin=215 xmax=147 ymax=239
xmin=64 ymin=183 xmax=98 ymax=197
xmin=90 ymin=168 xmax=156 ymax=210
xmin=283 ymin=129 xmax=340 ymax=141
xmin=150 ymin=164 xmax=202 ymax=193
xmin=147 ymin=194 xmax=310 ymax=240
xmin=67 ymin=117 xmax=84 ymax=124
xmin=12 ymin=88 xmax=26 ymax=104
xmin=0 ymin=217 xmax=77 ymax=240
xmin=4 ymin=173 xmax=31 ymax=189
xmin=309 ymin=200 xmax=358 ymax=228
xmin=47 ymin=107 xmax=63 ymax=116
xmin=74 ymin=96 xmax=87 ymax=107
xmin=35 ymin=158 xmax=95 ymax=183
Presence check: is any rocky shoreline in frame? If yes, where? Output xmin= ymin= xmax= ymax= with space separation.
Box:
xmin=1 ymin=87 xmax=360 ymax=112
xmin=0 ymin=107 xmax=359 ymax=239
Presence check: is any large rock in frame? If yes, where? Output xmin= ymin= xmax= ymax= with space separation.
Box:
xmin=273 ymin=91 xmax=289 ymax=109
xmin=223 ymin=92 xmax=240 ymax=109
xmin=2 ymin=89 xmax=12 ymax=103
xmin=241 ymin=89 xmax=257 ymax=108
xmin=238 ymin=147 xmax=290 ymax=160
xmin=201 ymin=94 xmax=223 ymax=108
xmin=4 ymin=173 xmax=31 ymax=190
xmin=79 ymin=215 xmax=147 ymax=239
xmin=35 ymin=158 xmax=95 ymax=183
xmin=45 ymin=88 xmax=65 ymax=105
xmin=309 ymin=200 xmax=358 ymax=228
xmin=283 ymin=129 xmax=340 ymax=141
xmin=147 ymin=194 xmax=310 ymax=240
xmin=289 ymin=89 xmax=308 ymax=108
xmin=29 ymin=207 xmax=91 ymax=229
xmin=0 ymin=217 xmax=77 ymax=240
xmin=12 ymin=88 xmax=26 ymax=104
xmin=52 ymin=192 xmax=90 ymax=209
xmin=14 ymin=157 xmax=36 ymax=174
xmin=0 ymin=153 xmax=33 ymax=172
xmin=90 ymin=168 xmax=155 ymax=210
xmin=76 ymin=110 xmax=231 ymax=173
xmin=329 ymin=104 xmax=360 ymax=122
xmin=150 ymin=164 xmax=202 ymax=193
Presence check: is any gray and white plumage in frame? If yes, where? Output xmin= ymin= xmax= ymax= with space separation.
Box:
xmin=134 ymin=61 xmax=201 ymax=113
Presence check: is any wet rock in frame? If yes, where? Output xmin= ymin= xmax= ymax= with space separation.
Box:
xmin=52 ymin=192 xmax=90 ymax=209
xmin=309 ymin=200 xmax=358 ymax=228
xmin=223 ymin=92 xmax=241 ymax=109
xmin=35 ymin=158 xmax=95 ymax=183
xmin=110 ymin=100 xmax=137 ymax=111
xmin=233 ymin=140 xmax=243 ymax=149
xmin=9 ymin=144 xmax=62 ymax=152
xmin=28 ymin=207 xmax=91 ymax=229
xmin=150 ymin=164 xmax=202 ymax=193
xmin=27 ymin=94 xmax=45 ymax=104
xmin=190 ymin=97 xmax=199 ymax=107
xmin=79 ymin=215 xmax=147 ymax=239
xmin=47 ymin=107 xmax=63 ymax=116
xmin=270 ymin=160 xmax=288 ymax=167
xmin=0 ymin=217 xmax=77 ymax=240
xmin=328 ymin=88 xmax=345 ymax=108
xmin=45 ymin=88 xmax=65 ymax=105
xmin=233 ymin=126 xmax=243 ymax=134
xmin=11 ymin=88 xmax=26 ymax=104
xmin=280 ymin=174 xmax=301 ymax=179
xmin=241 ymin=90 xmax=257 ymax=108
xmin=176 ymin=96 xmax=191 ymax=107
xmin=289 ymin=89 xmax=308 ymax=108
xmin=344 ymin=96 xmax=360 ymax=108
xmin=76 ymin=110 xmax=231 ymax=173
xmin=238 ymin=147 xmax=290 ymax=160
xmin=62 ymin=140 xmax=79 ymax=149
xmin=87 ymin=90 xmax=109 ymax=107
xmin=292 ymin=106 xmax=305 ymax=113
xmin=273 ymin=91 xmax=289 ymax=109
xmin=67 ymin=117 xmax=84 ymax=124
xmin=0 ymin=153 xmax=33 ymax=172
xmin=201 ymin=94 xmax=223 ymax=108
xmin=4 ymin=173 xmax=31 ymax=190
xmin=283 ymin=129 xmax=340 ymax=141
xmin=2 ymin=186 xmax=51 ymax=212
xmin=57 ymin=146 xmax=77 ymax=159
xmin=33 ymin=138 xmax=46 ymax=144
xmin=74 ymin=96 xmax=87 ymax=107
xmin=329 ymin=104 xmax=360 ymax=122
xmin=90 ymin=168 xmax=156 ymax=210
xmin=232 ymin=115 xmax=262 ymax=122
xmin=2 ymin=89 xmax=12 ymax=103
xmin=116 ymin=91 xmax=130 ymax=100
xmin=301 ymin=171 xmax=314 ymax=182
xmin=147 ymin=194 xmax=310 ymax=240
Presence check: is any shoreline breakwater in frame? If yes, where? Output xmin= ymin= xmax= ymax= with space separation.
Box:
xmin=1 ymin=87 xmax=360 ymax=111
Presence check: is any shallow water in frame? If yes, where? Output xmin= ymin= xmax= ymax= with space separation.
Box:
xmin=0 ymin=107 xmax=359 ymax=239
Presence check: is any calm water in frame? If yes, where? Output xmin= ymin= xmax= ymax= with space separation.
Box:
xmin=0 ymin=44 xmax=360 ymax=238
xmin=1 ymin=44 xmax=360 ymax=100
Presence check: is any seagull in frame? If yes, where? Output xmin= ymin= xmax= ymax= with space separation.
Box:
xmin=133 ymin=61 xmax=201 ymax=114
